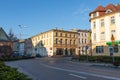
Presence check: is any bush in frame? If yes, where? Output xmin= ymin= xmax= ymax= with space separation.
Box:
xmin=79 ymin=55 xmax=120 ymax=64
xmin=0 ymin=61 xmax=31 ymax=80
xmin=0 ymin=56 xmax=35 ymax=61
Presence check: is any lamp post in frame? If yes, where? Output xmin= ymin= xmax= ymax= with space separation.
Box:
xmin=18 ymin=25 xmax=28 ymax=39
xmin=111 ymin=34 xmax=115 ymax=63
xmin=86 ymin=45 xmax=89 ymax=61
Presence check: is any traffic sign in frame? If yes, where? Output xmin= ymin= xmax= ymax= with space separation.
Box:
xmin=109 ymin=46 xmax=114 ymax=56
xmin=111 ymin=34 xmax=115 ymax=46
xmin=111 ymin=34 xmax=115 ymax=41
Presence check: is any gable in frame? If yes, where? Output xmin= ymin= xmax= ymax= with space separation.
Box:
xmin=0 ymin=27 xmax=9 ymax=41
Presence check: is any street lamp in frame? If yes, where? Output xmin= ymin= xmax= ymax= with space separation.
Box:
xmin=111 ymin=34 xmax=115 ymax=63
xmin=18 ymin=25 xmax=28 ymax=39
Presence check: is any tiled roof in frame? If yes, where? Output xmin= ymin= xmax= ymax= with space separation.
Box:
xmin=93 ymin=5 xmax=105 ymax=12
xmin=105 ymin=4 xmax=117 ymax=12
xmin=90 ymin=4 xmax=120 ymax=15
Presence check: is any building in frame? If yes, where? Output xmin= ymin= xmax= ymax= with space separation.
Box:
xmin=13 ymin=40 xmax=19 ymax=55
xmin=25 ymin=38 xmax=33 ymax=55
xmin=89 ymin=4 xmax=120 ymax=56
xmin=19 ymin=40 xmax=25 ymax=56
xmin=0 ymin=27 xmax=13 ymax=57
xmin=30 ymin=28 xmax=78 ymax=57
xmin=78 ymin=30 xmax=91 ymax=55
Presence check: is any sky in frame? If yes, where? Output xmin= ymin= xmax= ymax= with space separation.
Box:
xmin=0 ymin=0 xmax=120 ymax=39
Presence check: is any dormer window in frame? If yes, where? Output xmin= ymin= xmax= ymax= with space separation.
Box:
xmin=105 ymin=9 xmax=112 ymax=14
xmin=93 ymin=13 xmax=97 ymax=17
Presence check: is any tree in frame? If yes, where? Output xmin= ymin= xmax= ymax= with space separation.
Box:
xmin=8 ymin=28 xmax=18 ymax=41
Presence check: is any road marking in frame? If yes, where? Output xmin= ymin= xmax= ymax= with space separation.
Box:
xmin=69 ymin=73 xmax=87 ymax=79
xmin=40 ymin=63 xmax=120 ymax=80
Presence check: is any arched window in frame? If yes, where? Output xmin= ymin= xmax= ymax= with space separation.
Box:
xmin=56 ymin=38 xmax=58 ymax=44
xmin=65 ymin=39 xmax=67 ymax=45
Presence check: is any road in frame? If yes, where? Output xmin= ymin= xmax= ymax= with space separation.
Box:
xmin=5 ymin=57 xmax=120 ymax=80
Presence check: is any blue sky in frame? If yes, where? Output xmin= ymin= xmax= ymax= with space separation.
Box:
xmin=0 ymin=0 xmax=120 ymax=39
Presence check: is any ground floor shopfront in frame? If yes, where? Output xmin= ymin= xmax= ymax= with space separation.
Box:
xmin=55 ymin=48 xmax=76 ymax=56
xmin=92 ymin=42 xmax=120 ymax=56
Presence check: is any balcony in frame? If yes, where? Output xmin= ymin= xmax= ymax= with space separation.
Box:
xmin=54 ymin=44 xmax=78 ymax=48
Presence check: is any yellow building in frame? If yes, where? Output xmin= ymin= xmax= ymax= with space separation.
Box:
xmin=31 ymin=28 xmax=78 ymax=57
xmin=89 ymin=4 xmax=120 ymax=56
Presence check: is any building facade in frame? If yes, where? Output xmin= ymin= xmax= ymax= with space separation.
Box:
xmin=25 ymin=38 xmax=33 ymax=55
xmin=0 ymin=27 xmax=13 ymax=57
xmin=89 ymin=4 xmax=120 ymax=56
xmin=78 ymin=30 xmax=91 ymax=55
xmin=53 ymin=29 xmax=78 ymax=56
xmin=30 ymin=28 xmax=78 ymax=57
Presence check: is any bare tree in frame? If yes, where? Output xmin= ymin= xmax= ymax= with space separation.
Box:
xmin=8 ymin=28 xmax=18 ymax=41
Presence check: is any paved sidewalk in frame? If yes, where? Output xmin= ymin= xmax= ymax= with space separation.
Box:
xmin=71 ymin=60 xmax=120 ymax=69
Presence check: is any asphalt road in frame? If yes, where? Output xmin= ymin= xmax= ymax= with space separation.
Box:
xmin=5 ymin=57 xmax=120 ymax=80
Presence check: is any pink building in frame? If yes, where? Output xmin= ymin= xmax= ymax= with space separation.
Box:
xmin=78 ymin=30 xmax=91 ymax=55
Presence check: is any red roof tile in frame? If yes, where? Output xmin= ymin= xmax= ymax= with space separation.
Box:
xmin=105 ymin=4 xmax=117 ymax=12
xmin=93 ymin=5 xmax=105 ymax=12
xmin=90 ymin=4 xmax=120 ymax=16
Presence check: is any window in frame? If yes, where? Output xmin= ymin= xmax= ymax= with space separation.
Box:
xmin=101 ymin=32 xmax=105 ymax=40
xmin=111 ymin=16 xmax=115 ymax=24
xmin=65 ymin=39 xmax=67 ymax=45
xmin=93 ymin=13 xmax=97 ymax=17
xmin=85 ymin=39 xmax=87 ymax=43
xmin=70 ymin=40 xmax=72 ymax=45
xmin=105 ymin=9 xmax=112 ymax=14
xmin=56 ymin=38 xmax=58 ymax=44
xmin=114 ymin=45 xmax=118 ymax=53
xmin=79 ymin=38 xmax=80 ymax=43
xmin=85 ymin=33 xmax=86 ymax=36
xmin=70 ymin=34 xmax=71 ymax=37
xmin=93 ymin=21 xmax=96 ymax=28
xmin=60 ymin=39 xmax=62 ymax=45
xmin=94 ymin=33 xmax=96 ymax=40
xmin=82 ymin=33 xmax=83 ymax=36
xmin=101 ymin=19 xmax=104 ymax=27
xmin=60 ymin=33 xmax=62 ymax=37
xmin=82 ymin=39 xmax=83 ymax=43
xmin=56 ymin=32 xmax=58 ymax=36
xmin=96 ymin=46 xmax=104 ymax=53
xmin=74 ymin=34 xmax=75 ymax=37
xmin=65 ymin=33 xmax=67 ymax=37
xmin=74 ymin=40 xmax=75 ymax=45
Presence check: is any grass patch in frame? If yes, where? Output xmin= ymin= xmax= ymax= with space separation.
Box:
xmin=0 ymin=61 xmax=31 ymax=80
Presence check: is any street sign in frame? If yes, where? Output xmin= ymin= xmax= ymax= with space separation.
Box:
xmin=111 ymin=34 xmax=115 ymax=46
xmin=86 ymin=45 xmax=89 ymax=50
xmin=109 ymin=46 xmax=114 ymax=56
xmin=111 ymin=34 xmax=115 ymax=41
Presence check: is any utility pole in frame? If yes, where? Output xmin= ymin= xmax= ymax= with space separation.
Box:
xmin=18 ymin=25 xmax=28 ymax=39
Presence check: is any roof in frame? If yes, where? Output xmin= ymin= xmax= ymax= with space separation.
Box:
xmin=90 ymin=3 xmax=120 ymax=15
xmin=92 ymin=5 xmax=105 ymax=12
xmin=31 ymin=28 xmax=78 ymax=38
xmin=0 ymin=27 xmax=9 ymax=41
xmin=77 ymin=29 xmax=91 ymax=33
